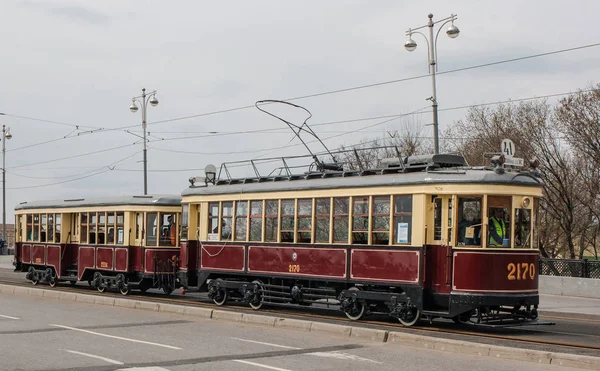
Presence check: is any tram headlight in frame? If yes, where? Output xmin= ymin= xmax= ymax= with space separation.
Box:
xmin=522 ymin=197 xmax=531 ymax=208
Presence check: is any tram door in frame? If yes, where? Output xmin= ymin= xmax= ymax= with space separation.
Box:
xmin=425 ymin=195 xmax=453 ymax=297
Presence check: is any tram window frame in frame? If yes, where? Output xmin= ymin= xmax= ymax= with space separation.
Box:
xmin=98 ymin=212 xmax=106 ymax=244
xmin=249 ymin=200 xmax=263 ymax=242
xmin=297 ymin=199 xmax=312 ymax=243
xmin=371 ymin=196 xmax=391 ymax=245
xmin=146 ymin=212 xmax=158 ymax=246
xmin=333 ymin=197 xmax=350 ymax=243
xmin=487 ymin=196 xmax=511 ymax=248
xmin=180 ymin=204 xmax=189 ymax=241
xmin=89 ymin=212 xmax=98 ymax=244
xmin=107 ymin=212 xmax=115 ymax=244
xmin=514 ymin=208 xmax=532 ymax=248
xmin=26 ymin=214 xmax=33 ymax=242
xmin=159 ymin=212 xmax=177 ymax=246
xmin=265 ymin=200 xmax=279 ymax=242
xmin=81 ymin=213 xmax=88 ymax=244
xmin=221 ymin=202 xmax=233 ymax=241
xmin=208 ymin=202 xmax=220 ymax=238
xmin=433 ymin=197 xmax=442 ymax=241
xmin=47 ymin=214 xmax=54 ymax=242
xmin=55 ymin=214 xmax=61 ymax=243
xmin=533 ymin=198 xmax=540 ymax=249
xmin=352 ymin=196 xmax=369 ymax=245
xmin=116 ymin=212 xmax=124 ymax=244
xmin=393 ymin=195 xmax=413 ymax=245
xmin=315 ymin=198 xmax=331 ymax=243
xmin=456 ymin=196 xmax=483 ymax=247
xmin=280 ymin=199 xmax=295 ymax=243
xmin=235 ymin=201 xmax=248 ymax=242
xmin=41 ymin=214 xmax=47 ymax=242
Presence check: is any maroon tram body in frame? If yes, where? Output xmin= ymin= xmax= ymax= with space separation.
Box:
xmin=179 ymin=154 xmax=544 ymax=326
xmin=14 ymin=195 xmax=182 ymax=294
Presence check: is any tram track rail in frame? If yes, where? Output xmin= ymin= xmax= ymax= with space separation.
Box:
xmin=2 ymin=275 xmax=600 ymax=358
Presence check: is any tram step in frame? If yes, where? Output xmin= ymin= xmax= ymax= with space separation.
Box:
xmin=422 ymin=310 xmax=451 ymax=317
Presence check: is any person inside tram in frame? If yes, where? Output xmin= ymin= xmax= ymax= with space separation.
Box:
xmin=162 ymin=215 xmax=176 ymax=245
xmin=221 ymin=219 xmax=232 ymax=239
xmin=488 ymin=208 xmax=507 ymax=246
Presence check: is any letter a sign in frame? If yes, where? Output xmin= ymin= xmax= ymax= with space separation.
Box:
xmin=501 ymin=139 xmax=515 ymax=158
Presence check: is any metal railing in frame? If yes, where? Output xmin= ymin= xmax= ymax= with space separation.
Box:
xmin=539 ymin=258 xmax=600 ymax=279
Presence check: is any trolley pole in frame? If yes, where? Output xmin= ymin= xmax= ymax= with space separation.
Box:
xmin=130 ymin=88 xmax=159 ymax=195
xmin=1 ymin=125 xmax=12 ymax=255
xmin=404 ymin=13 xmax=460 ymax=155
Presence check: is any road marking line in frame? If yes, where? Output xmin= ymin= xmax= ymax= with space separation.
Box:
xmin=308 ymin=351 xmax=382 ymax=364
xmin=231 ymin=338 xmax=300 ymax=349
xmin=0 ymin=315 xmax=19 ymax=320
xmin=234 ymin=360 xmax=293 ymax=371
xmin=50 ymin=324 xmax=182 ymax=350
xmin=64 ymin=349 xmax=124 ymax=365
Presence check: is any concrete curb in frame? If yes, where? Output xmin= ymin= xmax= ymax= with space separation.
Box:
xmin=3 ymin=284 xmax=600 ymax=370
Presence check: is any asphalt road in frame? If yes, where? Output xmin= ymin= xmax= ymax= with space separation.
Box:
xmin=0 ymin=294 xmax=587 ymax=371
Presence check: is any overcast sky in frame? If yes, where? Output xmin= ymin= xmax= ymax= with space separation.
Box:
xmin=1 ymin=0 xmax=599 ymax=223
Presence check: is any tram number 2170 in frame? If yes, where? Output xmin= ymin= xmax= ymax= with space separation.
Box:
xmin=507 ymin=262 xmax=535 ymax=280
xmin=288 ymin=264 xmax=300 ymax=273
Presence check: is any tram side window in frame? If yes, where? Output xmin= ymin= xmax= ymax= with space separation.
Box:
xmin=265 ymin=200 xmax=279 ymax=242
xmin=235 ymin=201 xmax=248 ymax=241
xmin=250 ymin=201 xmax=263 ymax=242
xmin=487 ymin=196 xmax=511 ymax=247
xmin=180 ymin=204 xmax=189 ymax=241
xmin=146 ymin=212 xmax=158 ymax=246
xmin=116 ymin=212 xmax=124 ymax=244
xmin=55 ymin=214 xmax=61 ymax=243
xmin=98 ymin=212 xmax=106 ymax=244
xmin=41 ymin=214 xmax=47 ymax=242
xmin=280 ymin=200 xmax=295 ymax=243
xmin=89 ymin=213 xmax=98 ymax=244
xmin=514 ymin=208 xmax=532 ymax=248
xmin=315 ymin=198 xmax=331 ymax=243
xmin=352 ymin=197 xmax=369 ymax=245
xmin=208 ymin=202 xmax=219 ymax=236
xmin=433 ymin=198 xmax=442 ymax=241
xmin=297 ymin=199 xmax=312 ymax=243
xmin=393 ymin=195 xmax=412 ymax=244
xmin=160 ymin=212 xmax=176 ymax=246
xmin=26 ymin=214 xmax=33 ymax=241
xmin=107 ymin=212 xmax=115 ymax=244
xmin=81 ymin=213 xmax=88 ymax=244
xmin=533 ymin=198 xmax=540 ymax=249
xmin=48 ymin=214 xmax=54 ymax=242
xmin=456 ymin=197 xmax=482 ymax=246
xmin=221 ymin=202 xmax=233 ymax=240
xmin=33 ymin=214 xmax=40 ymax=241
xmin=372 ymin=196 xmax=390 ymax=245
xmin=333 ymin=197 xmax=349 ymax=243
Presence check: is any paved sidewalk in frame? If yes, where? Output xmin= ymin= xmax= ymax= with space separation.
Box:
xmin=0 ymin=254 xmax=14 ymax=270
xmin=539 ymin=294 xmax=600 ymax=319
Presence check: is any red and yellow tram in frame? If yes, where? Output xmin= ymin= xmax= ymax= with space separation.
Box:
xmin=14 ymin=195 xmax=182 ymax=295
xmin=178 ymin=153 xmax=543 ymax=326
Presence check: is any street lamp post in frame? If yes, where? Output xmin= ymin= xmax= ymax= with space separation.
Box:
xmin=129 ymin=88 xmax=159 ymax=195
xmin=405 ymin=13 xmax=460 ymax=155
xmin=2 ymin=125 xmax=13 ymax=254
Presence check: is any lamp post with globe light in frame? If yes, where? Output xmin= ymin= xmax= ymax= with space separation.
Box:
xmin=129 ymin=88 xmax=159 ymax=195
xmin=405 ymin=13 xmax=460 ymax=155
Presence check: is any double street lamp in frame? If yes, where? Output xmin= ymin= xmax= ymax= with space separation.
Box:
xmin=405 ymin=13 xmax=460 ymax=154
xmin=129 ymin=88 xmax=159 ymax=195
xmin=2 ymin=125 xmax=12 ymax=254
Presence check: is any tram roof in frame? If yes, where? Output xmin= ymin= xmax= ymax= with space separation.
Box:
xmin=182 ymin=167 xmax=543 ymax=197
xmin=15 ymin=195 xmax=182 ymax=211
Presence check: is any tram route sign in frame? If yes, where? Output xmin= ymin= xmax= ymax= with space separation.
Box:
xmin=504 ymin=157 xmax=524 ymax=167
xmin=501 ymin=139 xmax=515 ymax=158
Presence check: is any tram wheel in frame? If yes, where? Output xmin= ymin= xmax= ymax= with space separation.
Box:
xmin=452 ymin=310 xmax=473 ymax=324
xmin=70 ymin=280 xmax=77 ymax=286
xmin=119 ymin=285 xmax=131 ymax=296
xmin=344 ymin=286 xmax=366 ymax=321
xmin=97 ymin=285 xmax=106 ymax=293
xmin=48 ymin=276 xmax=58 ymax=288
xmin=212 ymin=279 xmax=228 ymax=306
xmin=248 ymin=280 xmax=264 ymax=310
xmin=31 ymin=278 xmax=39 ymax=285
xmin=399 ymin=308 xmax=421 ymax=327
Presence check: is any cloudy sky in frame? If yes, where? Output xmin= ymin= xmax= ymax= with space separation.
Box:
xmin=1 ymin=0 xmax=599 ymax=223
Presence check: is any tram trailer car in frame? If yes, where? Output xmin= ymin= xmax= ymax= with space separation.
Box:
xmin=178 ymin=154 xmax=543 ymax=326
xmin=14 ymin=195 xmax=182 ymax=295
